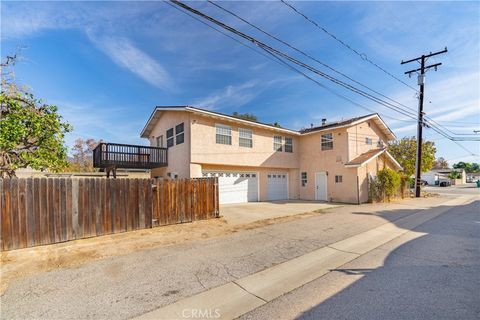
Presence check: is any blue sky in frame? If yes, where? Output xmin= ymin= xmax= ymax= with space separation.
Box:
xmin=1 ymin=1 xmax=479 ymax=165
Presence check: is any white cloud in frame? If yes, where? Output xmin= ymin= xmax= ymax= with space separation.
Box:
xmin=54 ymin=99 xmax=146 ymax=151
xmin=192 ymin=76 xmax=301 ymax=110
xmin=193 ymin=81 xmax=258 ymax=110
xmin=87 ymin=33 xmax=174 ymax=91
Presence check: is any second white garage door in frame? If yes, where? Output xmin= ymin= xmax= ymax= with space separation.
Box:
xmin=267 ymin=172 xmax=288 ymax=201
xmin=203 ymin=171 xmax=258 ymax=204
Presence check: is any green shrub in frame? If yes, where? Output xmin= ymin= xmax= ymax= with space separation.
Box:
xmin=369 ymin=168 xmax=401 ymax=202
xmin=448 ymin=171 xmax=462 ymax=179
xmin=377 ymin=168 xmax=401 ymax=201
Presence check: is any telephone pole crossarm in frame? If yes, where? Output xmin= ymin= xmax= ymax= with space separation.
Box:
xmin=404 ymin=62 xmax=442 ymax=75
xmin=401 ymin=47 xmax=448 ymax=64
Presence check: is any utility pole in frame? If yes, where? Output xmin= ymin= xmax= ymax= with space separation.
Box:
xmin=401 ymin=47 xmax=447 ymax=197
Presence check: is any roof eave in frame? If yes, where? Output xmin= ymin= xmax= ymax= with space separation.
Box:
xmin=345 ymin=149 xmax=386 ymax=167
xmin=140 ymin=106 xmax=189 ymax=138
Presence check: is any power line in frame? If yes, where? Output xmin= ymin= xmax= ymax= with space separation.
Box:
xmin=165 ymin=1 xmax=416 ymax=127
xmin=169 ymin=0 xmax=479 ymax=154
xmin=279 ymin=0 xmax=418 ymax=92
xmin=170 ymin=0 xmax=419 ymax=122
xmin=185 ymin=0 xmax=474 ymax=143
xmin=433 ymin=120 xmax=480 ymax=125
xmin=278 ymin=0 xmax=475 ymax=139
xmin=424 ymin=117 xmax=480 ymax=136
xmin=207 ymin=0 xmax=417 ymax=115
xmin=163 ymin=1 xmax=293 ymax=72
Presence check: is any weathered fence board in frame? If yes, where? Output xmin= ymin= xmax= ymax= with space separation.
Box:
xmin=0 ymin=177 xmax=219 ymax=251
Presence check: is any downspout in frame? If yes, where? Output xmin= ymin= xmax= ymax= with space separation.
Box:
xmin=356 ymin=125 xmax=358 ymax=157
xmin=356 ymin=174 xmax=360 ymax=204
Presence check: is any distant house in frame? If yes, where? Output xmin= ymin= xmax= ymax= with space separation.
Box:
xmin=466 ymin=172 xmax=480 ymax=182
xmin=422 ymin=168 xmax=466 ymax=185
xmin=141 ymin=106 xmax=401 ymax=204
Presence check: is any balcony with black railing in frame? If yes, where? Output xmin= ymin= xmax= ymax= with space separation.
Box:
xmin=93 ymin=143 xmax=168 ymax=170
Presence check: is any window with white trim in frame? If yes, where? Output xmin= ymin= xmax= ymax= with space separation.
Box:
xmin=274 ymin=135 xmax=283 ymax=151
xmin=301 ymin=172 xmax=307 ymax=187
xmin=175 ymin=123 xmax=184 ymax=145
xmin=166 ymin=128 xmax=174 ymax=148
xmin=335 ymin=175 xmax=343 ymax=183
xmin=216 ymin=124 xmax=232 ymax=145
xmin=239 ymin=128 xmax=253 ymax=148
xmin=284 ymin=137 xmax=293 ymax=153
xmin=321 ymin=133 xmax=333 ymax=150
xmin=365 ymin=137 xmax=372 ymax=145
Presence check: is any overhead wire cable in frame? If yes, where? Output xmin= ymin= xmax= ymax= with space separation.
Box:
xmin=279 ymin=0 xmax=418 ymax=92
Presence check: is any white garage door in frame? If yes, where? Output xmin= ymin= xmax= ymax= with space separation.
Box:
xmin=203 ymin=171 xmax=258 ymax=204
xmin=267 ymin=172 xmax=288 ymax=201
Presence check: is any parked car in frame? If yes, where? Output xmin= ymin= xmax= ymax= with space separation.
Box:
xmin=409 ymin=179 xmax=428 ymax=188
xmin=439 ymin=180 xmax=451 ymax=187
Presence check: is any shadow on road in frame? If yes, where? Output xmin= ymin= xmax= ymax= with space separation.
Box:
xmin=296 ymin=200 xmax=480 ymax=320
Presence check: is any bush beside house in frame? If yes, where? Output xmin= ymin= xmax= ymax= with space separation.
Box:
xmin=369 ymin=168 xmax=402 ymax=202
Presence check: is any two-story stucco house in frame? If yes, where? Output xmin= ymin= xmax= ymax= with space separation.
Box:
xmin=140 ymin=106 xmax=402 ymax=204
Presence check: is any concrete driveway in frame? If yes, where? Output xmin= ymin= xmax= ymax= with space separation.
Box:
xmin=220 ymin=200 xmax=340 ymax=225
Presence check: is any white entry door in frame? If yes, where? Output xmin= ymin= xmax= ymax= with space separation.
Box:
xmin=267 ymin=172 xmax=288 ymax=201
xmin=203 ymin=171 xmax=258 ymax=204
xmin=315 ymin=172 xmax=328 ymax=201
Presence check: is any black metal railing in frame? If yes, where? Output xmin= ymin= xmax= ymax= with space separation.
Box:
xmin=93 ymin=143 xmax=168 ymax=169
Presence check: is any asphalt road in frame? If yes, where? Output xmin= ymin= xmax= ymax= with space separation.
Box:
xmin=242 ymin=194 xmax=480 ymax=319
xmin=1 ymin=191 xmax=477 ymax=319
xmin=425 ymin=182 xmax=480 ymax=196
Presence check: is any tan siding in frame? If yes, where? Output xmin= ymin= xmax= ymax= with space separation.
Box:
xmin=298 ymin=128 xmax=358 ymax=202
xmin=190 ymin=114 xmax=299 ymax=169
xmin=149 ymin=111 xmax=191 ymax=178
xmin=347 ymin=120 xmax=390 ymax=161
xmin=143 ymin=110 xmax=399 ymax=204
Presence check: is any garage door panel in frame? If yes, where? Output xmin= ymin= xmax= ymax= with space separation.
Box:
xmin=203 ymin=171 xmax=258 ymax=204
xmin=267 ymin=172 xmax=288 ymax=201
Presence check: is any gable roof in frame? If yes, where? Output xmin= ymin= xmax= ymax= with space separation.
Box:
xmin=140 ymin=106 xmax=298 ymax=138
xmin=300 ymin=113 xmax=396 ymax=141
xmin=140 ymin=106 xmax=397 ymax=141
xmin=345 ymin=148 xmax=402 ymax=170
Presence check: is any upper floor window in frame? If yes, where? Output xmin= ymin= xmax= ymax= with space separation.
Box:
xmin=156 ymin=135 xmax=164 ymax=147
xmin=175 ymin=123 xmax=184 ymax=145
xmin=216 ymin=124 xmax=232 ymax=145
xmin=166 ymin=128 xmax=174 ymax=148
xmin=284 ymin=137 xmax=293 ymax=153
xmin=377 ymin=140 xmax=384 ymax=148
xmin=239 ymin=128 xmax=253 ymax=148
xmin=365 ymin=137 xmax=372 ymax=145
xmin=273 ymin=136 xmax=283 ymax=151
xmin=335 ymin=175 xmax=343 ymax=183
xmin=321 ymin=133 xmax=333 ymax=150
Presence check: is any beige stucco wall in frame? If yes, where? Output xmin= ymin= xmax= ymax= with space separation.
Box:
xmin=190 ymin=114 xmax=299 ymax=169
xmin=358 ymin=154 xmax=399 ymax=203
xmin=298 ymin=128 xmax=358 ymax=203
xmin=144 ymin=110 xmax=398 ymax=204
xmin=149 ymin=111 xmax=191 ymax=178
xmin=347 ymin=121 xmax=390 ymax=161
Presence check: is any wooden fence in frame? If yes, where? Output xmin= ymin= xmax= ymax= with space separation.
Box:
xmin=0 ymin=177 xmax=219 ymax=251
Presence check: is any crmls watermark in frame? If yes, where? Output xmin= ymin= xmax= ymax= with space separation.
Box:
xmin=182 ymin=308 xmax=221 ymax=319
